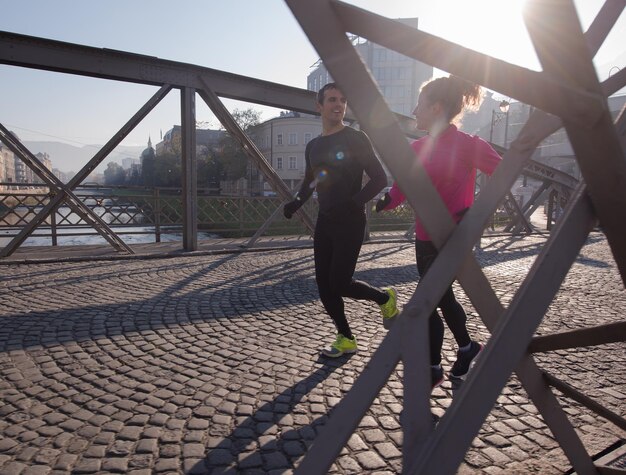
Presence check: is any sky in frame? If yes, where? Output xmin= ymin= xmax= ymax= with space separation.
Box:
xmin=0 ymin=0 xmax=624 ymax=171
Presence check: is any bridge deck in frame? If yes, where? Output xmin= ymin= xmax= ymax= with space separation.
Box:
xmin=0 ymin=233 xmax=623 ymax=474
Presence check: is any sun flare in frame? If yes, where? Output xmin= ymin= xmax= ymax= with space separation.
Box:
xmin=436 ymin=0 xmax=539 ymax=70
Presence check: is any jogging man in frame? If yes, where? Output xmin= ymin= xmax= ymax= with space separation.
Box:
xmin=284 ymin=82 xmax=399 ymax=357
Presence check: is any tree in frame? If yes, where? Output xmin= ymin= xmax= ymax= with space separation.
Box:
xmin=128 ymin=167 xmax=141 ymax=185
xmin=153 ymin=153 xmax=181 ymax=187
xmin=197 ymin=146 xmax=224 ymax=191
xmin=140 ymin=146 xmax=156 ymax=187
xmin=228 ymin=108 xmax=261 ymax=132
xmin=103 ymin=162 xmax=126 ymax=185
xmin=216 ymin=108 xmax=261 ymax=181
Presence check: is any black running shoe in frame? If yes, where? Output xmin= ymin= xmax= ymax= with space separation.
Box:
xmin=431 ymin=366 xmax=444 ymax=389
xmin=450 ymin=341 xmax=482 ymax=379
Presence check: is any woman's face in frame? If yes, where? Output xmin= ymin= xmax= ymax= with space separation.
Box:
xmin=412 ymin=94 xmax=438 ymax=132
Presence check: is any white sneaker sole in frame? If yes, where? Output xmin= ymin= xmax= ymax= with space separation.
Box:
xmin=321 ymin=347 xmax=357 ymax=358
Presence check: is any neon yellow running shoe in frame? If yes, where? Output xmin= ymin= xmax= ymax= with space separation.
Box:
xmin=321 ymin=333 xmax=357 ymax=358
xmin=380 ymin=287 xmax=399 ymax=329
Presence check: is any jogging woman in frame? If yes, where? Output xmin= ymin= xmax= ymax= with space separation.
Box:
xmin=377 ymin=75 xmax=501 ymax=387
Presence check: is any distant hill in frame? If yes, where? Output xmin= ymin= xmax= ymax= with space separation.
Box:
xmin=23 ymin=141 xmax=146 ymax=174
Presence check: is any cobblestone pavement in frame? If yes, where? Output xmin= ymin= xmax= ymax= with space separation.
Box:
xmin=0 ymin=233 xmax=624 ymax=474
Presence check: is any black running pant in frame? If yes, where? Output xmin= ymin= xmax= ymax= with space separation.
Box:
xmin=415 ymin=239 xmax=470 ymax=365
xmin=314 ymin=212 xmax=387 ymax=338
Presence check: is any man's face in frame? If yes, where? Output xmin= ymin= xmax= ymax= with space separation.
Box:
xmin=317 ymin=87 xmax=347 ymax=124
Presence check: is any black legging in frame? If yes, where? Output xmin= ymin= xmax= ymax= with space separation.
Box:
xmin=314 ymin=212 xmax=388 ymax=338
xmin=415 ymin=239 xmax=470 ymax=365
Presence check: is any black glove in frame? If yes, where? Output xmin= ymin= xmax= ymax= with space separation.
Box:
xmin=375 ymin=192 xmax=391 ymax=212
xmin=283 ymin=200 xmax=301 ymax=219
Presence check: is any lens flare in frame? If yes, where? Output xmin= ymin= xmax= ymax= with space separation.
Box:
xmin=310 ymin=168 xmax=328 ymax=188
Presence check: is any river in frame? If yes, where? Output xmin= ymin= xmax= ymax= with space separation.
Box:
xmin=0 ymin=227 xmax=219 ymax=247
xmin=0 ymin=205 xmax=217 ymax=247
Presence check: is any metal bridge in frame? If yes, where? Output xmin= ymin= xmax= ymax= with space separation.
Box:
xmin=1 ymin=0 xmax=625 ymax=473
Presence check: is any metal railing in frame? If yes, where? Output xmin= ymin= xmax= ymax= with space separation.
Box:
xmin=0 ymin=183 xmax=418 ymax=246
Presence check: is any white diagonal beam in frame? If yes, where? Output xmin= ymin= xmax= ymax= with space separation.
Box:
xmin=287 ymin=1 xmax=622 ymax=473
xmin=330 ymin=0 xmax=607 ymax=127
xmin=525 ymin=0 xmax=626 ymax=281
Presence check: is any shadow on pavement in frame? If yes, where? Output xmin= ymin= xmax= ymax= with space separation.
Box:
xmin=195 ymin=354 xmax=354 ymax=473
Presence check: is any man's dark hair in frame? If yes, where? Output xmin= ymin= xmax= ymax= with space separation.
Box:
xmin=316 ymin=82 xmax=342 ymax=105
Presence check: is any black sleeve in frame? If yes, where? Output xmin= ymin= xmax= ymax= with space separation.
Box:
xmin=292 ymin=140 xmax=315 ymax=204
xmin=351 ymin=130 xmax=387 ymax=206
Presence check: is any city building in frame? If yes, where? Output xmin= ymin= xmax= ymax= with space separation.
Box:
xmin=307 ymin=18 xmax=434 ymax=117
xmin=14 ymin=156 xmax=28 ymax=184
xmin=52 ymin=168 xmax=69 ymax=183
xmin=0 ymin=142 xmax=15 ymax=190
xmin=0 ymin=132 xmax=52 ymax=188
xmin=122 ymin=157 xmax=140 ymax=170
xmin=35 ymin=152 xmax=52 ymax=182
xmin=140 ymin=137 xmax=155 ymax=165
xmin=249 ymin=111 xmax=322 ymax=195
xmin=470 ymin=93 xmax=626 ymax=178
xmin=466 ymin=93 xmax=626 ymax=208
xmin=0 ymin=133 xmax=18 ymax=190
xmin=13 ymin=152 xmax=51 ymax=185
xmin=533 ymin=94 xmax=626 ymax=168
xmin=155 ymin=126 xmax=224 ymax=156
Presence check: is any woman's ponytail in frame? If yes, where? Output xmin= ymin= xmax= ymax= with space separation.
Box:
xmin=420 ymin=75 xmax=484 ymax=123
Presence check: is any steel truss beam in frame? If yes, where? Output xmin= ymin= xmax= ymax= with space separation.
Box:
xmin=326 ymin=1 xmax=609 ymax=127
xmin=0 ymin=28 xmax=414 ymax=252
xmin=0 ymin=30 xmax=419 ymax=137
xmin=502 ymin=191 xmax=534 ymax=233
xmin=529 ymin=321 xmax=626 ymax=353
xmin=181 ymin=87 xmax=198 ymax=250
xmin=525 ymin=0 xmax=626 ymax=279
xmin=504 ymin=181 xmax=551 ymax=233
xmin=0 ymin=125 xmax=130 ymax=256
xmin=0 ymin=85 xmax=172 ymax=257
xmin=480 ymin=155 xmax=577 ymax=235
xmin=285 ymin=1 xmax=626 ymax=474
xmin=521 ymin=157 xmax=579 ymax=190
xmin=0 ymin=27 xmax=585 ymax=253
xmin=196 ymin=78 xmax=316 ymax=235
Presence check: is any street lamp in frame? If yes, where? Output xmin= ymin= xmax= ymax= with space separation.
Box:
xmin=489 ymin=99 xmax=511 ymax=147
xmin=500 ymin=100 xmax=510 ymax=148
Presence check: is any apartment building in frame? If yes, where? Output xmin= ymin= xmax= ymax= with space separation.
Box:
xmin=155 ymin=126 xmax=224 ymax=156
xmin=250 ymin=111 xmax=322 ymax=194
xmin=0 ymin=135 xmax=17 ymax=190
xmin=307 ymin=18 xmax=433 ymax=117
xmin=0 ymin=139 xmax=53 ymax=189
